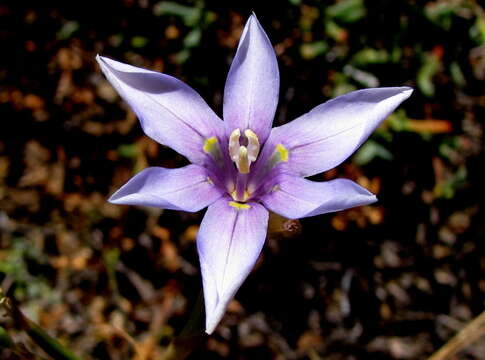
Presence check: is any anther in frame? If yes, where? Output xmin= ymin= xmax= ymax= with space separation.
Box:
xmin=229 ymin=129 xmax=241 ymax=162
xmin=244 ymin=129 xmax=260 ymax=162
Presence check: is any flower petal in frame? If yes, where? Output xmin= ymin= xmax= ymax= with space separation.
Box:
xmin=97 ymin=55 xmax=224 ymax=164
xmin=223 ymin=14 xmax=279 ymax=143
xmin=261 ymin=174 xmax=377 ymax=219
xmin=264 ymin=87 xmax=413 ymax=177
xmin=109 ymin=165 xmax=223 ymax=212
xmin=197 ymin=198 xmax=269 ymax=333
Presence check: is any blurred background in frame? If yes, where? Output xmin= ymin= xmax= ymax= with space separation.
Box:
xmin=0 ymin=0 xmax=484 ymax=359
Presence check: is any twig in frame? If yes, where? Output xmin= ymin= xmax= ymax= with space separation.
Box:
xmin=428 ymin=309 xmax=485 ymax=360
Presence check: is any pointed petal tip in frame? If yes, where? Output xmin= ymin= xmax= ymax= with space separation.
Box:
xmin=400 ymin=86 xmax=413 ymax=98
xmin=107 ymin=186 xmax=124 ymax=204
xmin=367 ymin=194 xmax=378 ymax=205
xmin=203 ymin=302 xmax=222 ymax=334
xmin=224 ymin=10 xmax=279 ymax=142
xmin=248 ymin=12 xmax=260 ymax=26
xmin=96 ymin=55 xmax=117 ymax=70
xmin=350 ymin=180 xmax=378 ymax=204
xmin=205 ymin=320 xmax=216 ymax=335
xmin=95 ymin=54 xmax=106 ymax=65
xmin=95 ymin=55 xmax=111 ymax=73
xmin=107 ymin=190 xmax=128 ymax=205
xmin=107 ymin=194 xmax=118 ymax=204
xmin=204 ymin=302 xmax=229 ymax=334
xmin=261 ymin=176 xmax=379 ymax=219
xmin=197 ymin=200 xmax=269 ymax=336
xmin=247 ymin=12 xmax=265 ymax=33
xmin=358 ymin=189 xmax=378 ymax=206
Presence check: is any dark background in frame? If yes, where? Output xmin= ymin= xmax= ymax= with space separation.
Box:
xmin=0 ymin=0 xmax=484 ymax=359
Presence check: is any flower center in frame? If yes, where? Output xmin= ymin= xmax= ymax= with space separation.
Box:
xmin=226 ymin=128 xmax=259 ymax=202
xmin=202 ymin=130 xmax=290 ymax=204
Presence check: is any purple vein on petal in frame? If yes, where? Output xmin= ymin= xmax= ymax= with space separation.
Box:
xmin=289 ymin=120 xmax=365 ymax=151
xmin=220 ymin=210 xmax=239 ymax=293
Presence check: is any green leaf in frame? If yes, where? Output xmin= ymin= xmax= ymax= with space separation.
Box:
xmin=154 ymin=2 xmax=201 ymax=26
xmin=183 ymin=29 xmax=202 ymax=48
xmin=0 ymin=326 xmax=14 ymax=348
xmin=386 ymin=109 xmax=409 ymax=132
xmin=326 ymin=0 xmax=366 ymax=23
xmin=118 ymin=144 xmax=138 ymax=159
xmin=131 ymin=36 xmax=149 ymax=48
xmin=417 ymin=53 xmax=441 ymax=97
xmin=343 ymin=65 xmax=379 ymax=87
xmin=0 ymin=291 xmax=81 ymax=360
xmin=351 ymin=48 xmax=389 ymax=66
xmin=424 ymin=2 xmax=454 ymax=30
xmin=300 ymin=41 xmax=328 ymax=60
xmin=25 ymin=321 xmax=81 ymax=360
xmin=103 ymin=248 xmax=120 ymax=295
xmin=57 ymin=21 xmax=79 ymax=40
xmin=174 ymin=49 xmax=191 ymax=64
xmin=353 ymin=140 xmax=393 ymax=165
xmin=450 ymin=62 xmax=466 ymax=87
xmin=325 ymin=20 xmax=346 ymax=42
xmin=470 ymin=16 xmax=485 ymax=45
xmin=434 ymin=166 xmax=467 ymax=199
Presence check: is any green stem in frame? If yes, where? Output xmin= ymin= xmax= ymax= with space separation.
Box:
xmin=162 ymin=291 xmax=207 ymax=360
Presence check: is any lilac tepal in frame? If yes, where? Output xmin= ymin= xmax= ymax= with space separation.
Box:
xmin=97 ymin=14 xmax=412 ymax=334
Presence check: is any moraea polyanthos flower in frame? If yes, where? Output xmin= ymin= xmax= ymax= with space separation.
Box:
xmin=97 ymin=14 xmax=412 ymax=334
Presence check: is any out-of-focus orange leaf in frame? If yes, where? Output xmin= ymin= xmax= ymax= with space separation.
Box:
xmin=407 ymin=119 xmax=453 ymax=133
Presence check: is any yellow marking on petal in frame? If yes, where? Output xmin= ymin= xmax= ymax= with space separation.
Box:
xmin=266 ymin=144 xmax=290 ymax=171
xmin=229 ymin=201 xmax=251 ymax=210
xmin=203 ymin=136 xmax=219 ymax=154
xmin=203 ymin=136 xmax=223 ymax=165
xmin=271 ymin=185 xmax=280 ymax=192
xmin=274 ymin=144 xmax=289 ymax=162
xmin=206 ymin=177 xmax=214 ymax=185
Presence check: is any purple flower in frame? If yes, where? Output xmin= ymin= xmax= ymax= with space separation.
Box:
xmin=97 ymin=14 xmax=412 ymax=333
